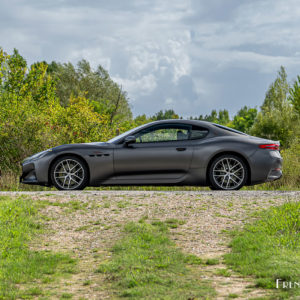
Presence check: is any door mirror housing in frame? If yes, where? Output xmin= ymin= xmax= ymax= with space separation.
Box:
xmin=124 ymin=135 xmax=136 ymax=146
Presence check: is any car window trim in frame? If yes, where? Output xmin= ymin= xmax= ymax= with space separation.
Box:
xmin=117 ymin=123 xmax=210 ymax=144
xmin=132 ymin=123 xmax=191 ymax=144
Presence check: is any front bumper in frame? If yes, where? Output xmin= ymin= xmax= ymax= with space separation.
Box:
xmin=20 ymin=152 xmax=54 ymax=186
xmin=20 ymin=162 xmax=39 ymax=185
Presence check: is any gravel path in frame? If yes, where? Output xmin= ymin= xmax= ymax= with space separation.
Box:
xmin=1 ymin=190 xmax=299 ymax=299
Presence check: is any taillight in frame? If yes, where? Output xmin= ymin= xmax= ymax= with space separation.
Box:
xmin=259 ymin=144 xmax=280 ymax=150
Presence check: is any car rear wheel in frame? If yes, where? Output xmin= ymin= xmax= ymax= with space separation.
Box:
xmin=209 ymin=155 xmax=248 ymax=190
xmin=50 ymin=156 xmax=88 ymax=190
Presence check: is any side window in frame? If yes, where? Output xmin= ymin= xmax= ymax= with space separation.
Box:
xmin=135 ymin=124 xmax=190 ymax=143
xmin=189 ymin=126 xmax=209 ymax=140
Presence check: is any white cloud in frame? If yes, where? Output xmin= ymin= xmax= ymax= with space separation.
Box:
xmin=1 ymin=0 xmax=300 ymax=116
xmin=113 ymin=74 xmax=157 ymax=100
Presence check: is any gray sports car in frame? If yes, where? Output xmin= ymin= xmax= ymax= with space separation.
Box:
xmin=20 ymin=120 xmax=282 ymax=190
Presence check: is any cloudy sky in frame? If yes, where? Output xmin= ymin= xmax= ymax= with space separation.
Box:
xmin=1 ymin=0 xmax=300 ymax=117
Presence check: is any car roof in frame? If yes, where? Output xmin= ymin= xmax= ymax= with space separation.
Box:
xmin=142 ymin=119 xmax=215 ymax=127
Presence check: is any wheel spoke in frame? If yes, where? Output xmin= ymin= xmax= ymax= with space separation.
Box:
xmin=230 ymin=176 xmax=238 ymax=185
xmin=226 ymin=159 xmax=230 ymax=170
xmin=72 ymin=173 xmax=82 ymax=180
xmin=231 ymin=173 xmax=241 ymax=180
xmin=69 ymin=163 xmax=79 ymax=172
xmin=61 ymin=163 xmax=67 ymax=173
xmin=62 ymin=176 xmax=67 ymax=187
xmin=70 ymin=177 xmax=79 ymax=184
xmin=233 ymin=167 xmax=243 ymax=173
xmin=66 ymin=159 xmax=70 ymax=172
xmin=230 ymin=163 xmax=239 ymax=171
xmin=226 ymin=177 xmax=230 ymax=188
xmin=221 ymin=176 xmax=226 ymax=187
xmin=73 ymin=167 xmax=83 ymax=174
xmin=222 ymin=161 xmax=226 ymax=171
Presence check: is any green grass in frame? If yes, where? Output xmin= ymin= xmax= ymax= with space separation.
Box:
xmin=205 ymin=258 xmax=220 ymax=265
xmin=96 ymin=220 xmax=215 ymax=299
xmin=39 ymin=199 xmax=88 ymax=213
xmin=0 ymin=195 xmax=76 ymax=299
xmin=225 ymin=201 xmax=300 ymax=298
xmin=214 ymin=268 xmax=231 ymax=277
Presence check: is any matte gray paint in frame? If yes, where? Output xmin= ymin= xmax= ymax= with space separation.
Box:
xmin=20 ymin=120 xmax=282 ymax=188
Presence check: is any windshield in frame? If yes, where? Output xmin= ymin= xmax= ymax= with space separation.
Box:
xmin=107 ymin=123 xmax=148 ymax=143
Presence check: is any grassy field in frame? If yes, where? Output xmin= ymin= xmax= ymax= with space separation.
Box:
xmin=97 ymin=219 xmax=215 ymax=299
xmin=0 ymin=191 xmax=299 ymax=299
xmin=0 ymin=195 xmax=76 ymax=299
xmin=225 ymin=201 xmax=300 ymax=299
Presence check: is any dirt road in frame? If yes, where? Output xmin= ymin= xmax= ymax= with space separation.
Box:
xmin=2 ymin=190 xmax=299 ymax=299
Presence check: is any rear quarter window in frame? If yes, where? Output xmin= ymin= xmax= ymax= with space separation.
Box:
xmin=213 ymin=124 xmax=247 ymax=135
xmin=190 ymin=126 xmax=209 ymax=140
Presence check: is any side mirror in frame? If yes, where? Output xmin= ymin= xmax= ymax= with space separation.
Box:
xmin=124 ymin=135 xmax=136 ymax=146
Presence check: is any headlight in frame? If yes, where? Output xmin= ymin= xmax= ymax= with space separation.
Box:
xmin=23 ymin=149 xmax=52 ymax=163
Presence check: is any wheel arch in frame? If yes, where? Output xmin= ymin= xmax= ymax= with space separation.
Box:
xmin=48 ymin=153 xmax=90 ymax=186
xmin=206 ymin=151 xmax=251 ymax=186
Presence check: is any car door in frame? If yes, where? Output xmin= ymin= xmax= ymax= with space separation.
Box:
xmin=113 ymin=123 xmax=193 ymax=180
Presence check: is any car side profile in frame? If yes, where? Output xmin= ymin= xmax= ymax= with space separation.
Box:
xmin=20 ymin=120 xmax=283 ymax=190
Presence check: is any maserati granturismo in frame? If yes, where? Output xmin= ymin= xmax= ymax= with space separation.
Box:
xmin=20 ymin=120 xmax=282 ymax=190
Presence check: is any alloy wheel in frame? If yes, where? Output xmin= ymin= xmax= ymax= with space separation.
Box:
xmin=53 ymin=159 xmax=85 ymax=190
xmin=212 ymin=157 xmax=245 ymax=190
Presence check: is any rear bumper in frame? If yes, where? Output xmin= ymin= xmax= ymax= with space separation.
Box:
xmin=266 ymin=169 xmax=282 ymax=182
xmin=249 ymin=150 xmax=283 ymax=184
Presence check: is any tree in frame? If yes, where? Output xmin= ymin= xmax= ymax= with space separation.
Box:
xmin=134 ymin=114 xmax=151 ymax=126
xmin=193 ymin=109 xmax=230 ymax=125
xmin=47 ymin=60 xmax=132 ymax=124
xmin=152 ymin=109 xmax=179 ymax=120
xmin=231 ymin=106 xmax=257 ymax=133
xmin=218 ymin=109 xmax=230 ymax=125
xmin=250 ymin=66 xmax=297 ymax=147
xmin=289 ymin=75 xmax=300 ymax=116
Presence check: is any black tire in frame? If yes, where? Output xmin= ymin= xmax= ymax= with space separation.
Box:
xmin=209 ymin=154 xmax=248 ymax=190
xmin=50 ymin=155 xmax=89 ymax=191
xmin=209 ymin=186 xmax=218 ymax=190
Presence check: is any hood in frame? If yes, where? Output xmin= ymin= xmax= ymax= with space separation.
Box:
xmin=52 ymin=142 xmax=110 ymax=151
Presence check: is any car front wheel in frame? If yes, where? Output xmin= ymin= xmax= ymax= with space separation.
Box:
xmin=50 ymin=156 xmax=88 ymax=190
xmin=209 ymin=155 xmax=248 ymax=190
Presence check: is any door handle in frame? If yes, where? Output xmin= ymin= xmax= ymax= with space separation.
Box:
xmin=176 ymin=147 xmax=186 ymax=151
